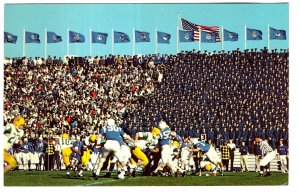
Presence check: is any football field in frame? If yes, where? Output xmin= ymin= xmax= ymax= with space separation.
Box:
xmin=4 ymin=171 xmax=288 ymax=186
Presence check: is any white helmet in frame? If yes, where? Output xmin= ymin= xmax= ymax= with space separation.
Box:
xmin=158 ymin=121 xmax=167 ymax=130
xmin=192 ymin=138 xmax=199 ymax=145
xmin=107 ymin=118 xmax=115 ymax=126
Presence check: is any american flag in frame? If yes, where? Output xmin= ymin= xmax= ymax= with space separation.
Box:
xmin=181 ymin=18 xmax=220 ymax=42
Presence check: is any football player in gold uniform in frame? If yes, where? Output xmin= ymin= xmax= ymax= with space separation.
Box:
xmin=4 ymin=116 xmax=25 ymax=173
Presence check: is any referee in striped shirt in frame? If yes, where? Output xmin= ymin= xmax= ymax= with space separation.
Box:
xmin=255 ymin=135 xmax=277 ymax=177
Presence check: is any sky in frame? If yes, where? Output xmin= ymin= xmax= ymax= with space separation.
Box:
xmin=4 ymin=3 xmax=289 ymax=58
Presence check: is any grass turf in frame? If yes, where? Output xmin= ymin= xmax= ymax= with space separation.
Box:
xmin=4 ymin=170 xmax=288 ymax=186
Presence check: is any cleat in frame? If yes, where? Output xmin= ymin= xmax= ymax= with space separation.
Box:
xmin=92 ymin=172 xmax=98 ymax=180
xmin=266 ymin=172 xmax=271 ymax=177
xmin=66 ymin=171 xmax=71 ymax=178
xmin=182 ymin=171 xmax=186 ymax=177
xmin=131 ymin=170 xmax=136 ymax=177
xmin=104 ymin=172 xmax=111 ymax=178
xmin=118 ymin=171 xmax=125 ymax=180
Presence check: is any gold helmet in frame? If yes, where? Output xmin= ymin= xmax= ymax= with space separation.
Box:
xmin=89 ymin=134 xmax=97 ymax=143
xmin=62 ymin=133 xmax=69 ymax=139
xmin=205 ymin=164 xmax=212 ymax=171
xmin=13 ymin=116 xmax=25 ymax=127
xmin=151 ymin=127 xmax=161 ymax=137
xmin=172 ymin=140 xmax=180 ymax=148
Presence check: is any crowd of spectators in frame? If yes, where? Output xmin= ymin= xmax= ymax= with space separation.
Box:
xmin=4 ymin=48 xmax=288 ymax=155
xmin=123 ymin=48 xmax=289 ymax=150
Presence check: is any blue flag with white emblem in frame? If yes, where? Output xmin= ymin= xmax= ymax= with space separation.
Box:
xmin=223 ymin=29 xmax=238 ymax=41
xmin=69 ymin=31 xmax=85 ymax=43
xmin=247 ymin=28 xmax=262 ymax=40
xmin=135 ymin=30 xmax=150 ymax=42
xmin=4 ymin=32 xmax=17 ymax=43
xmin=25 ymin=31 xmax=40 ymax=43
xmin=201 ymin=31 xmax=216 ymax=43
xmin=269 ymin=27 xmax=286 ymax=40
xmin=47 ymin=31 xmax=62 ymax=43
xmin=157 ymin=31 xmax=171 ymax=44
xmin=92 ymin=31 xmax=108 ymax=44
xmin=179 ymin=30 xmax=194 ymax=42
xmin=114 ymin=31 xmax=130 ymax=43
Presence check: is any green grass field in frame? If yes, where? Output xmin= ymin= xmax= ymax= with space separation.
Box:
xmin=4 ymin=171 xmax=288 ymax=186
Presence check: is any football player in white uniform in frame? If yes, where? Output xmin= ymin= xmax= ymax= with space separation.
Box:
xmin=4 ymin=116 xmax=25 ymax=173
xmin=93 ymin=119 xmax=135 ymax=179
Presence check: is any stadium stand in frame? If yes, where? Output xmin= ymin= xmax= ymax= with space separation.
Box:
xmin=4 ymin=48 xmax=288 ymax=172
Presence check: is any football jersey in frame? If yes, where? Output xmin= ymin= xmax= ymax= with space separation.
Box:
xmin=99 ymin=125 xmax=125 ymax=145
xmin=159 ymin=127 xmax=171 ymax=146
xmin=197 ymin=142 xmax=211 ymax=153
xmin=58 ymin=133 xmax=73 ymax=150
xmin=4 ymin=123 xmax=24 ymax=151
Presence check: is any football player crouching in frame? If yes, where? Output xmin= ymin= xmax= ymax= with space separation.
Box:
xmin=4 ymin=116 xmax=25 ymax=173
xmin=198 ymin=155 xmax=218 ymax=177
xmin=129 ymin=130 xmax=158 ymax=176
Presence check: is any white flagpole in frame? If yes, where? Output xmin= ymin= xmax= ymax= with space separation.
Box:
xmin=112 ymin=28 xmax=114 ymax=55
xmin=177 ymin=26 xmax=179 ymax=54
xmin=268 ymin=23 xmax=270 ymax=52
xmin=155 ymin=27 xmax=158 ymax=54
xmin=177 ymin=13 xmax=180 ymax=54
xmin=133 ymin=27 xmax=135 ymax=56
xmin=67 ymin=28 xmax=69 ymax=56
xmin=199 ymin=29 xmax=201 ymax=52
xmin=23 ymin=28 xmax=26 ymax=57
xmin=45 ymin=28 xmax=47 ymax=59
xmin=244 ymin=25 xmax=247 ymax=50
xmin=178 ymin=12 xmax=181 ymax=30
xmin=90 ymin=28 xmax=92 ymax=57
xmin=221 ymin=25 xmax=224 ymax=51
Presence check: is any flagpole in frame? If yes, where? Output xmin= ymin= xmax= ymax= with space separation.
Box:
xmin=268 ymin=23 xmax=270 ymax=52
xmin=45 ymin=28 xmax=47 ymax=59
xmin=178 ymin=12 xmax=181 ymax=30
xmin=67 ymin=28 xmax=69 ymax=56
xmin=244 ymin=25 xmax=247 ymax=50
xmin=155 ymin=27 xmax=158 ymax=54
xmin=112 ymin=28 xmax=114 ymax=55
xmin=90 ymin=28 xmax=92 ymax=57
xmin=198 ymin=29 xmax=201 ymax=52
xmin=23 ymin=28 xmax=26 ymax=57
xmin=221 ymin=25 xmax=224 ymax=51
xmin=177 ymin=26 xmax=179 ymax=54
xmin=133 ymin=27 xmax=135 ymax=56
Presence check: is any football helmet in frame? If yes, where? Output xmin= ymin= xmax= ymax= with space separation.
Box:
xmin=62 ymin=133 xmax=69 ymax=139
xmin=151 ymin=127 xmax=161 ymax=137
xmin=158 ymin=121 xmax=167 ymax=130
xmin=205 ymin=164 xmax=212 ymax=171
xmin=107 ymin=118 xmax=115 ymax=126
xmin=172 ymin=140 xmax=180 ymax=148
xmin=89 ymin=134 xmax=97 ymax=143
xmin=13 ymin=116 xmax=25 ymax=128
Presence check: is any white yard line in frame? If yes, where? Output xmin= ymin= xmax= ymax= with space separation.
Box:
xmin=83 ymin=176 xmax=149 ymax=186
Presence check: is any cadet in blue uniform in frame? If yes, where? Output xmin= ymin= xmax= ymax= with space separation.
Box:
xmin=277 ymin=139 xmax=288 ymax=173
xmin=19 ymin=138 xmax=34 ymax=171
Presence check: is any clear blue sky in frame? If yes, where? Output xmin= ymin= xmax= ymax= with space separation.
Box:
xmin=4 ymin=3 xmax=289 ymax=58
